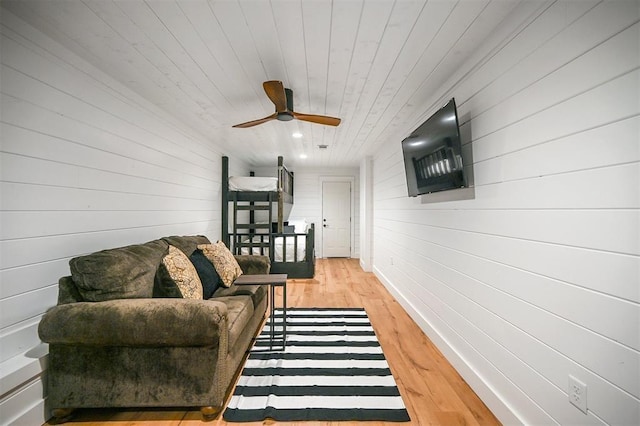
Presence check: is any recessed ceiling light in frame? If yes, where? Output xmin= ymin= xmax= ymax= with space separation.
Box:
xmin=292 ymin=132 xmax=303 ymax=138
xmin=299 ymin=154 xmax=308 ymax=159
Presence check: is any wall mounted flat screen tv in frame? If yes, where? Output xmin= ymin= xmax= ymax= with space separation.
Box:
xmin=402 ymin=98 xmax=467 ymax=197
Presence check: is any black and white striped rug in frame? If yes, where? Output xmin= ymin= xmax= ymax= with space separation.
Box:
xmin=223 ymin=308 xmax=410 ymax=422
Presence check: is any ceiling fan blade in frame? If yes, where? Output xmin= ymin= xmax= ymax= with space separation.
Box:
xmin=263 ymin=80 xmax=288 ymax=112
xmin=232 ymin=113 xmax=278 ymax=128
xmin=293 ymin=112 xmax=341 ymax=126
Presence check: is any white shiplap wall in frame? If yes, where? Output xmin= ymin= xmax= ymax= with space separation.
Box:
xmin=0 ymin=11 xmax=245 ymax=424
xmin=254 ymin=165 xmax=360 ymax=259
xmin=360 ymin=156 xmax=373 ymax=272
xmin=372 ymin=2 xmax=639 ymax=425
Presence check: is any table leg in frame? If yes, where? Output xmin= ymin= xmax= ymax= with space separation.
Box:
xmin=269 ymin=283 xmax=274 ymax=351
xmin=282 ymin=281 xmax=287 ymax=347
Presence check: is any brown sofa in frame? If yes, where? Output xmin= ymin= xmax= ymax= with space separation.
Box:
xmin=38 ymin=235 xmax=269 ymax=423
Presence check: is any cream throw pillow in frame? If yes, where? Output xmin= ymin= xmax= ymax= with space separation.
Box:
xmin=162 ymin=245 xmax=203 ymax=299
xmin=198 ymin=241 xmax=243 ymax=287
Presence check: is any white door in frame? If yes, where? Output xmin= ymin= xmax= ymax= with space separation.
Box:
xmin=322 ymin=181 xmax=351 ymax=257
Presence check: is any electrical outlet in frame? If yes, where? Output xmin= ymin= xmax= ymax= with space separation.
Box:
xmin=569 ymin=375 xmax=587 ymax=413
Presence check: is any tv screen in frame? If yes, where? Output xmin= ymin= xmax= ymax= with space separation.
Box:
xmin=402 ymin=98 xmax=467 ymax=197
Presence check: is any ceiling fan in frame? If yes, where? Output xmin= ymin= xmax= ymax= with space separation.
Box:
xmin=232 ymin=80 xmax=341 ymax=128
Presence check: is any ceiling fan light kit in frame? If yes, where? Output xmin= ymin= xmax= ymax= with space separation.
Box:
xmin=233 ymin=81 xmax=341 ymax=128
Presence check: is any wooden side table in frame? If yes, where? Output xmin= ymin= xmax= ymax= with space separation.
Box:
xmin=233 ymin=273 xmax=287 ymax=350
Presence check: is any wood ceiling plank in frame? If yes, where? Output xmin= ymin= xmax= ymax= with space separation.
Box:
xmin=178 ymin=0 xmax=270 ymax=130
xmin=329 ymin=0 xmax=395 ymax=165
xmin=337 ymin=0 xmax=427 ymax=165
xmin=353 ymin=0 xmax=493 ymax=161
xmin=83 ymin=0 xmax=222 ymax=135
xmin=2 ymin=0 xmax=537 ymax=168
xmin=232 ymin=1 xmax=306 ymax=161
xmin=326 ymin=0 xmax=363 ymax=109
xmin=206 ymin=1 xmax=288 ymax=160
xmin=117 ymin=1 xmax=225 ymax=120
xmin=238 ymin=1 xmax=286 ymax=81
xmin=323 ymin=0 xmax=363 ymax=162
xmin=388 ymin=0 xmax=493 ymax=131
xmin=208 ymin=0 xmax=271 ymax=109
xmin=343 ymin=0 xmax=458 ymax=162
xmin=268 ymin=0 xmax=320 ymax=161
xmin=6 ymin=0 xmax=212 ymax=143
xmin=148 ymin=1 xmax=234 ymax=114
xmin=270 ymin=0 xmax=307 ymax=101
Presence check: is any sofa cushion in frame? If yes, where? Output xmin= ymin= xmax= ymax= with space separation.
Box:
xmin=57 ymin=276 xmax=83 ymax=305
xmin=213 ymin=295 xmax=254 ymax=351
xmin=213 ymin=284 xmax=267 ymax=312
xmin=159 ymin=246 xmax=203 ymax=299
xmin=162 ymin=235 xmax=211 ymax=258
xmin=189 ymin=249 xmax=220 ymax=299
xmin=70 ymin=239 xmax=168 ymax=302
xmin=153 ymin=265 xmax=183 ymax=298
xmin=198 ymin=242 xmax=243 ymax=288
xmin=39 ymin=298 xmax=227 ymax=346
xmin=234 ymin=255 xmax=271 ymax=275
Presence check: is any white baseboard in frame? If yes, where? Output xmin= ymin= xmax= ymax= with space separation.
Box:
xmin=373 ymin=266 xmax=522 ymax=426
xmin=359 ymin=258 xmax=372 ymax=272
xmin=0 ymin=344 xmax=48 ymax=426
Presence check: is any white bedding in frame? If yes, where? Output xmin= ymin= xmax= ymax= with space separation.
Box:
xmin=229 ymin=176 xmax=277 ymax=192
xmin=240 ymin=235 xmax=306 ymax=262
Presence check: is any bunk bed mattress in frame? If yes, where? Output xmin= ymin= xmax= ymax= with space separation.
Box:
xmin=229 ymin=176 xmax=278 ymax=192
xmin=241 ymin=235 xmax=307 ymax=262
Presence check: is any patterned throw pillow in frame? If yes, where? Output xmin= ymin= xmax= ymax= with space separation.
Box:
xmin=198 ymin=241 xmax=243 ymax=288
xmin=162 ymin=245 xmax=203 ymax=299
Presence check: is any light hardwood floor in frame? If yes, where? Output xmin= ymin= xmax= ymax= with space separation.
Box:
xmin=45 ymin=258 xmax=501 ymax=426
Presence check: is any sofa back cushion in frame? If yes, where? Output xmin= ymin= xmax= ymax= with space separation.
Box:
xmin=161 ymin=235 xmax=211 ymax=258
xmin=57 ymin=276 xmax=83 ymax=304
xmin=70 ymin=239 xmax=169 ymax=302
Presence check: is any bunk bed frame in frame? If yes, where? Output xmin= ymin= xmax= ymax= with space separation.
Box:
xmin=221 ymin=156 xmax=315 ymax=278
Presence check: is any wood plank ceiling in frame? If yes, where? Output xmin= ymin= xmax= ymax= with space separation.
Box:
xmin=3 ymin=0 xmax=522 ymax=168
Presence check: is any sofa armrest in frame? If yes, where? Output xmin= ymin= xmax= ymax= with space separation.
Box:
xmin=38 ymin=298 xmax=227 ymax=347
xmin=234 ymin=255 xmax=270 ymax=275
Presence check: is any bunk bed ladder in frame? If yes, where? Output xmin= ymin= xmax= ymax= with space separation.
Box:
xmin=223 ymin=156 xmax=282 ymax=259
xmin=232 ymin=194 xmax=273 ymax=256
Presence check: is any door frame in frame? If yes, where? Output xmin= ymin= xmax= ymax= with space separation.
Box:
xmin=320 ymin=176 xmax=355 ymax=258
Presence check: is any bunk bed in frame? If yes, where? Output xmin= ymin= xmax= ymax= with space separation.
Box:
xmin=222 ymin=156 xmax=315 ymax=278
